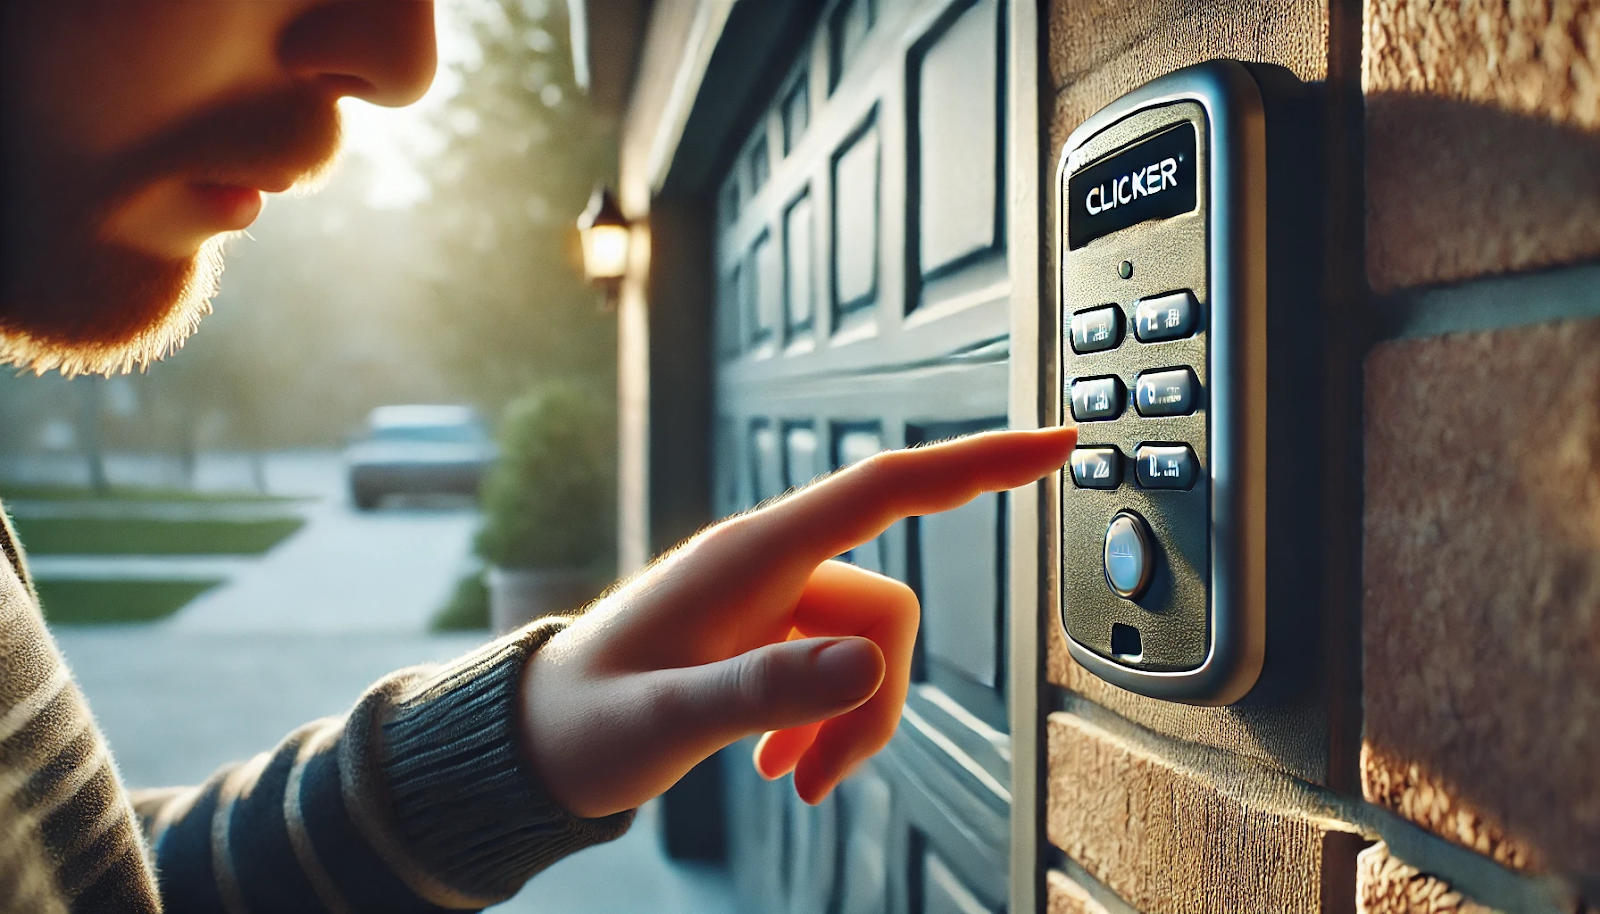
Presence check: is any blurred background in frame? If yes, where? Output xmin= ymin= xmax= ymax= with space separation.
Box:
xmin=0 ymin=1 xmax=730 ymax=910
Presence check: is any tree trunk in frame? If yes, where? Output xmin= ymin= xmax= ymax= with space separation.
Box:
xmin=77 ymin=380 xmax=108 ymax=494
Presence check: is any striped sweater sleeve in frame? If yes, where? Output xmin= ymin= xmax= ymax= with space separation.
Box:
xmin=136 ymin=617 xmax=634 ymax=912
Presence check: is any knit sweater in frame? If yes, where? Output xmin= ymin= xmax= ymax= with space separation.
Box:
xmin=0 ymin=500 xmax=633 ymax=912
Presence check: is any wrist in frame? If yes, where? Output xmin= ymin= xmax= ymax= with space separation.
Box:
xmin=373 ymin=616 xmax=632 ymax=900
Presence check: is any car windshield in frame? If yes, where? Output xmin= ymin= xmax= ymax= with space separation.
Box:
xmin=368 ymin=424 xmax=484 ymax=444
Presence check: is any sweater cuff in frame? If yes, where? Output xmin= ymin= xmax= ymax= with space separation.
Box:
xmin=378 ymin=617 xmax=634 ymax=901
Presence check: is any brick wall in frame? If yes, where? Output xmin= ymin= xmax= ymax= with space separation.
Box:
xmin=1043 ymin=1 xmax=1600 ymax=911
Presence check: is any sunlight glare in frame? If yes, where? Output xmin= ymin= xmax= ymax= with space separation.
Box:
xmin=336 ymin=1 xmax=481 ymax=209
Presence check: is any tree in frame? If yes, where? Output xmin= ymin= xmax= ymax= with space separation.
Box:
xmin=417 ymin=0 xmax=617 ymax=411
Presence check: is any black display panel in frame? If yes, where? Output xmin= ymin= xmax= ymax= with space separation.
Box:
xmin=1066 ymin=122 xmax=1197 ymax=250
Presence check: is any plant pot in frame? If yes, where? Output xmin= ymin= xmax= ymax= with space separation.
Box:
xmin=486 ymin=566 xmax=599 ymax=634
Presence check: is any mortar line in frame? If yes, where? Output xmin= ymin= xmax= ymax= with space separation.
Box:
xmin=1044 ymin=846 xmax=1143 ymax=914
xmin=1048 ymin=692 xmax=1583 ymax=913
xmin=1370 ymin=259 xmax=1600 ymax=344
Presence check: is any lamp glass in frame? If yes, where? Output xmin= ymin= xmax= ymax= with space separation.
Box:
xmin=581 ymin=224 xmax=630 ymax=281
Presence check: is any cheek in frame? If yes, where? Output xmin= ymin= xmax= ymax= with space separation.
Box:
xmin=7 ymin=2 xmax=288 ymax=160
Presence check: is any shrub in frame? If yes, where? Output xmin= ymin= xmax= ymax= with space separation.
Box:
xmin=474 ymin=383 xmax=616 ymax=572
xmin=430 ymin=571 xmax=490 ymax=631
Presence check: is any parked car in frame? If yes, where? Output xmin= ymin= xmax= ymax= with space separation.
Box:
xmin=345 ymin=405 xmax=495 ymax=510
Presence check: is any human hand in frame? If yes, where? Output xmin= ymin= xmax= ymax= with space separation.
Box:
xmin=515 ymin=426 xmax=1076 ymax=818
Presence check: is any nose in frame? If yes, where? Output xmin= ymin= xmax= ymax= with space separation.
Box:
xmin=279 ymin=1 xmax=438 ymax=107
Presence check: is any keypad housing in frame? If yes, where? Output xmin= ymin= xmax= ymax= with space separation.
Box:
xmin=1053 ymin=59 xmax=1322 ymax=707
xmin=1059 ymin=100 xmax=1212 ymax=675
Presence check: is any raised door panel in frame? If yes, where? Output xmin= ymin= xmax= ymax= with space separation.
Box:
xmin=785 ymin=190 xmax=818 ymax=343
xmin=834 ymin=424 xmax=887 ymax=572
xmin=784 ymin=792 xmax=840 ymax=914
xmin=921 ymin=851 xmax=998 ymax=914
xmin=718 ymin=264 xmax=744 ymax=358
xmin=837 ymin=768 xmax=894 ymax=914
xmin=749 ymin=131 xmax=771 ymax=196
xmin=830 ymin=0 xmax=877 ymax=92
xmin=751 ymin=230 xmax=780 ymax=349
xmin=832 ymin=115 xmax=882 ymax=324
xmin=750 ymin=420 xmax=783 ymax=503
xmin=910 ymin=419 xmax=1007 ymax=731
xmin=918 ymin=492 xmax=1002 ymax=689
xmin=784 ymin=74 xmax=812 ymax=155
xmin=784 ymin=423 xmax=821 ymax=489
xmin=912 ymin=0 xmax=1003 ymax=284
xmin=715 ymin=416 xmax=741 ymax=517
xmin=726 ymin=741 xmax=787 ymax=906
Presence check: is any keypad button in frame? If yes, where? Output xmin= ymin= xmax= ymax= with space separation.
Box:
xmin=1069 ymin=447 xmax=1121 ymax=489
xmin=1070 ymin=377 xmax=1124 ymax=422
xmin=1070 ymin=305 xmax=1122 ymax=354
xmin=1134 ymin=290 xmax=1198 ymax=342
xmin=1135 ymin=444 xmax=1198 ymax=490
xmin=1103 ymin=512 xmax=1154 ymax=599
xmin=1135 ymin=368 xmax=1199 ymax=417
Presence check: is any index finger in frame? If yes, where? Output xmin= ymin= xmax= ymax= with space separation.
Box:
xmin=749 ymin=425 xmax=1076 ymax=565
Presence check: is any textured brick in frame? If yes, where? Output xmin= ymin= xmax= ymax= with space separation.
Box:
xmin=1046 ymin=624 xmax=1328 ymax=785
xmin=1364 ymin=0 xmax=1600 ymax=290
xmin=1363 ymin=318 xmax=1600 ymax=880
xmin=1356 ymin=843 xmax=1498 ymax=914
xmin=1046 ymin=870 xmax=1113 ymax=914
xmin=1046 ymin=0 xmax=1327 ymax=154
xmin=1045 ymin=711 xmax=1353 ymax=914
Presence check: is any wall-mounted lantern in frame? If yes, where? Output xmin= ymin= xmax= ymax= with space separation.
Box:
xmin=577 ymin=186 xmax=630 ymax=307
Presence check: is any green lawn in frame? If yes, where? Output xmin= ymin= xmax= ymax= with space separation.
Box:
xmin=11 ymin=517 xmax=304 ymax=556
xmin=35 ymin=579 xmax=222 ymax=625
xmin=0 ymin=484 xmax=299 ymax=503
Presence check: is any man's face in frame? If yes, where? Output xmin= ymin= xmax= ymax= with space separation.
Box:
xmin=0 ymin=1 xmax=437 ymax=375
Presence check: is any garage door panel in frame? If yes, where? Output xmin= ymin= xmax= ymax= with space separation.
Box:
xmin=879 ymin=724 xmax=1009 ymax=904
xmin=832 ymin=112 xmax=882 ymax=323
xmin=911 ymin=0 xmax=1004 ymax=286
xmin=785 ymin=189 xmax=818 ymax=343
xmin=833 ymin=423 xmax=888 ymax=572
xmin=829 ymin=0 xmax=878 ymax=93
xmin=784 ymin=791 xmax=840 ymax=914
xmin=921 ymin=850 xmax=999 ymax=914
xmin=724 ymin=740 xmax=788 ymax=906
xmin=837 ymin=766 xmax=895 ymax=914
xmin=784 ymin=422 xmax=822 ymax=489
xmin=751 ymin=229 xmax=780 ymax=351
xmin=908 ymin=418 xmax=1008 ymax=730
xmin=750 ymin=419 xmax=783 ymax=504
xmin=916 ymin=492 xmax=1004 ymax=690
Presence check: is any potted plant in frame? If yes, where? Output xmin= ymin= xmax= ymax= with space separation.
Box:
xmin=475 ymin=382 xmax=615 ymax=633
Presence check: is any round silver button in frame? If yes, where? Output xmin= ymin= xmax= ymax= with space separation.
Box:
xmin=1103 ymin=512 xmax=1153 ymax=599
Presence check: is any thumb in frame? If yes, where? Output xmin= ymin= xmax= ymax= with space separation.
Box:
xmin=668 ymin=636 xmax=885 ymax=747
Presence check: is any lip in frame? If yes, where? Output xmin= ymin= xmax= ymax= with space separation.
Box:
xmin=189 ymin=183 xmax=265 ymax=231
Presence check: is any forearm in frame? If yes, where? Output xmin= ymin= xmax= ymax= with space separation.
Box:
xmin=133 ymin=617 xmax=633 ymax=913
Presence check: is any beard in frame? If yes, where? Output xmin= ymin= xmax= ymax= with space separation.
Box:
xmin=0 ymin=86 xmax=342 ymax=376
xmin=0 ymin=233 xmax=226 ymax=376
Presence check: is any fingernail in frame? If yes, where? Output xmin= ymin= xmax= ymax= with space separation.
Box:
xmin=813 ymin=638 xmax=881 ymax=703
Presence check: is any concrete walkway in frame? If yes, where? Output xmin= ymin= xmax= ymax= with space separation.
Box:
xmin=26 ymin=555 xmax=251 ymax=582
xmin=166 ymin=500 xmax=480 ymax=633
